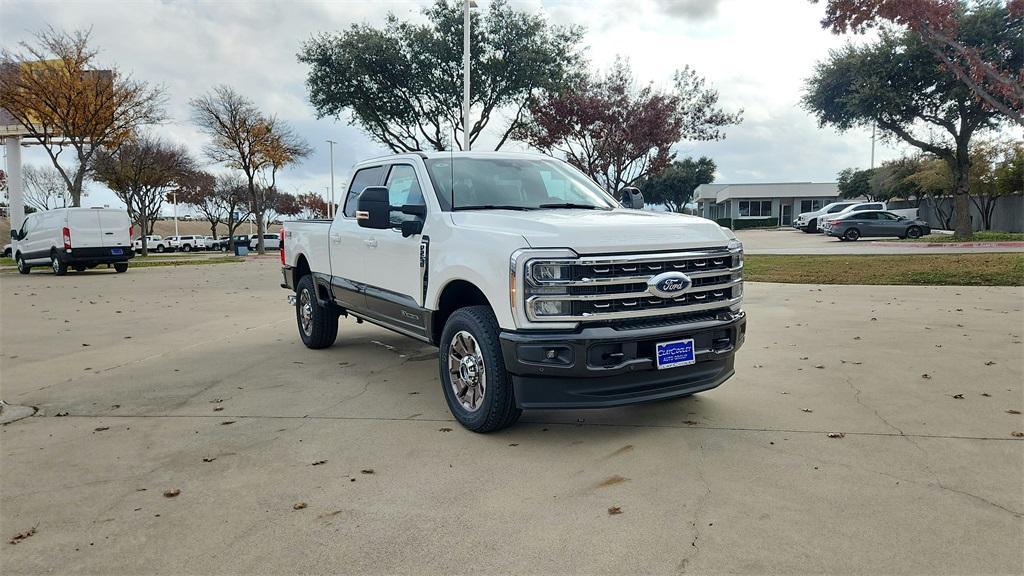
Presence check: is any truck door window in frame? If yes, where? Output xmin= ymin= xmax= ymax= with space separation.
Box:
xmin=385 ymin=164 xmax=425 ymax=227
xmin=343 ymin=166 xmax=386 ymax=218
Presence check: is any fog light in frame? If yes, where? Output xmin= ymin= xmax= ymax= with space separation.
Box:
xmin=533 ymin=300 xmax=569 ymax=317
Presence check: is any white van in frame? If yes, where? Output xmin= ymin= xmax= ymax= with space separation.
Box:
xmin=10 ymin=207 xmax=134 ymax=275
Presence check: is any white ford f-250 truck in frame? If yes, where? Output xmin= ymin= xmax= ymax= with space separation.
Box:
xmin=281 ymin=152 xmax=746 ymax=432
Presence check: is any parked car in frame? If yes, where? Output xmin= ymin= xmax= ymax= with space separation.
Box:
xmin=205 ymin=236 xmax=225 ymax=251
xmin=3 ymin=243 xmax=11 ymax=257
xmin=10 ymin=207 xmax=133 ymax=275
xmin=250 ymin=233 xmax=281 ymax=250
xmin=816 ymin=202 xmax=888 ymax=234
xmin=281 ymin=152 xmax=746 ymax=432
xmin=133 ymin=235 xmax=170 ymax=253
xmin=221 ymin=234 xmax=250 ymax=252
xmin=793 ymin=201 xmax=860 ymax=233
xmin=825 ymin=210 xmax=931 ymax=241
xmin=164 ymin=235 xmax=208 ymax=252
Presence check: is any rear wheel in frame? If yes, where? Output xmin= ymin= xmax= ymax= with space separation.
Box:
xmin=156 ymin=244 xmax=165 ymax=253
xmin=183 ymin=244 xmax=192 ymax=252
xmin=114 ymin=263 xmax=129 ymax=273
xmin=51 ymin=252 xmax=67 ymax=276
xmin=295 ymin=275 xmax=338 ymax=349
xmin=16 ymin=255 xmax=30 ymax=274
xmin=906 ymin=226 xmax=923 ymax=239
xmin=439 ymin=306 xmax=521 ymax=433
xmin=844 ymin=228 xmax=861 ymax=241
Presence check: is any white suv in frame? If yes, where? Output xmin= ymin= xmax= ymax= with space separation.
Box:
xmin=165 ymin=235 xmax=208 ymax=252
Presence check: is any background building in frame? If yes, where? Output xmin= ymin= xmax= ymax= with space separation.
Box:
xmin=694 ymin=182 xmax=840 ymax=227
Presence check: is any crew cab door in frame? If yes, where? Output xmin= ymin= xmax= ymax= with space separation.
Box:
xmin=357 ymin=162 xmax=430 ymax=338
xmin=328 ymin=165 xmax=386 ymax=311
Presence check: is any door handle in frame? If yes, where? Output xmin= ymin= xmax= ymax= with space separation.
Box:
xmin=330 ymin=233 xmax=342 ymax=244
xmin=104 ymin=232 xmax=114 ymax=235
xmin=364 ymin=238 xmax=378 ymax=248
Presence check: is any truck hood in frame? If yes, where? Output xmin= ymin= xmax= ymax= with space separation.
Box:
xmin=449 ymin=209 xmax=732 ymax=254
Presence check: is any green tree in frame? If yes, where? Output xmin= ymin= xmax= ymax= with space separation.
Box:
xmin=298 ymin=0 xmax=584 ymax=152
xmin=804 ymin=2 xmax=1014 ymax=237
xmin=870 ymin=156 xmax=924 ymax=204
xmin=642 ymin=157 xmax=717 ymax=213
xmin=837 ymin=167 xmax=874 ymax=200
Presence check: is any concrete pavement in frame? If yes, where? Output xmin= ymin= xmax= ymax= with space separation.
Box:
xmin=1 ymin=259 xmax=1022 ymax=574
xmin=738 ymin=228 xmax=1024 ymax=255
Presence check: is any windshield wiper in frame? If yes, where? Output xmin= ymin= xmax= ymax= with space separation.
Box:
xmin=537 ymin=203 xmax=606 ymax=210
xmin=453 ymin=205 xmax=537 ymax=211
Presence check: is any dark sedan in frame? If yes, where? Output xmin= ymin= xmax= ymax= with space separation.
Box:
xmin=825 ymin=211 xmax=931 ymax=241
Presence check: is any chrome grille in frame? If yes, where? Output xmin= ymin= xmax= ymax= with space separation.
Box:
xmin=526 ymin=248 xmax=742 ymax=322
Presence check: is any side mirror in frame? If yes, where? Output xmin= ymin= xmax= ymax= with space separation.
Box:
xmin=618 ymin=186 xmax=645 ymax=210
xmin=897 ymin=215 xmax=906 ymax=221
xmin=400 ymin=219 xmax=423 ymax=238
xmin=10 ymin=230 xmax=19 ymax=241
xmin=356 ymin=186 xmax=390 ymax=229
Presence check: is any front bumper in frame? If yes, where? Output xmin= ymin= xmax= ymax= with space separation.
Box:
xmin=499 ymin=310 xmax=746 ymax=409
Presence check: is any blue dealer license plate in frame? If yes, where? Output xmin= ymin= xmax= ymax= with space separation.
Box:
xmin=655 ymin=338 xmax=695 ymax=369
xmin=110 ymin=248 xmax=123 ymax=255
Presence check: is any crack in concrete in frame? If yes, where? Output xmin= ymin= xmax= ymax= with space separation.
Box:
xmin=678 ymin=443 xmax=713 ymax=574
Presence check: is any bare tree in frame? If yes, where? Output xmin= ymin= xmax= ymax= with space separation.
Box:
xmin=92 ymin=135 xmax=193 ymax=255
xmin=215 ymin=175 xmax=252 ymax=246
xmin=22 ymin=164 xmax=72 ymax=210
xmin=176 ymin=169 xmax=223 ymax=238
xmin=191 ymin=86 xmax=308 ymax=254
xmin=252 ymin=117 xmax=311 ymax=246
xmin=0 ymin=27 xmax=167 ymax=206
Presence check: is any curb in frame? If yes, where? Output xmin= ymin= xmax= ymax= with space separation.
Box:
xmin=872 ymin=242 xmax=1024 ymax=248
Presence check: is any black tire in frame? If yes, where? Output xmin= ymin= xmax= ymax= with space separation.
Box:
xmin=806 ymin=219 xmax=818 ymax=233
xmin=16 ymin=254 xmax=30 ymax=274
xmin=51 ymin=252 xmax=67 ymax=276
xmin=183 ymin=244 xmax=192 ymax=252
xmin=156 ymin=244 xmax=165 ymax=253
xmin=113 ymin=262 xmax=129 ymax=273
xmin=844 ymin=228 xmax=861 ymax=241
xmin=906 ymin=226 xmax=923 ymax=239
xmin=295 ymin=275 xmax=338 ymax=349
xmin=439 ymin=305 xmax=522 ymax=433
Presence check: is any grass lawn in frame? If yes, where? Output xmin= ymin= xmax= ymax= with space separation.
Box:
xmin=744 ymin=253 xmax=1024 ymax=286
xmin=906 ymin=232 xmax=1024 ymax=243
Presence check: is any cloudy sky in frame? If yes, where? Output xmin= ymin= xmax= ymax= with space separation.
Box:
xmin=2 ymin=0 xmax=917 ymax=213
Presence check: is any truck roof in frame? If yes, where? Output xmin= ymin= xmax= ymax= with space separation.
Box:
xmin=357 ymin=150 xmax=552 ymax=165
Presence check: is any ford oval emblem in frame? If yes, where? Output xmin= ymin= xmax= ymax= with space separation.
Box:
xmin=648 ymin=271 xmax=692 ymax=299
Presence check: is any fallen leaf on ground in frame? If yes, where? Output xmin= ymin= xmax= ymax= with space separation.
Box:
xmin=981 ymin=393 xmax=991 ymax=397
xmin=213 ymin=407 xmax=223 ymax=412
xmin=607 ymin=506 xmax=623 ymax=515
xmin=814 ymin=365 xmax=825 ymax=369
xmin=1011 ymin=432 xmax=1024 ymax=438
xmin=94 ymin=427 xmax=109 ymax=432
xmin=508 ymin=443 xmax=519 ymax=447
xmin=985 ymin=361 xmax=996 ymax=366
xmin=438 ymin=428 xmax=453 ymax=432
xmin=921 ymin=374 xmax=931 ymax=379
xmin=952 ymin=394 xmax=964 ymax=399
xmin=220 ymin=421 xmax=235 ymax=425
xmin=293 ymin=502 xmax=307 ymax=510
xmin=801 ymin=409 xmax=813 ymax=413
xmin=163 ymin=489 xmax=181 ymax=498
xmin=55 ymin=411 xmax=68 ymax=417
xmin=682 ymin=420 xmax=699 ymax=425
xmin=827 ymin=433 xmax=845 ymax=439
xmin=9 ymin=527 xmax=36 ymax=545
xmin=202 ymin=458 xmax=216 ymax=463
xmin=1007 ymin=410 xmax=1021 ymax=415
xmin=312 ymin=460 xmax=327 ymax=466
xmin=360 ymin=469 xmax=374 ymax=474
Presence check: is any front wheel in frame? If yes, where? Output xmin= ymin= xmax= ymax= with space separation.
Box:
xmin=156 ymin=245 xmax=165 ymax=253
xmin=16 ymin=255 xmax=30 ymax=274
xmin=844 ymin=228 xmax=861 ymax=241
xmin=439 ymin=306 xmax=522 ymax=433
xmin=906 ymin=226 xmax=923 ymax=239
xmin=183 ymin=244 xmax=192 ymax=252
xmin=295 ymin=275 xmax=338 ymax=349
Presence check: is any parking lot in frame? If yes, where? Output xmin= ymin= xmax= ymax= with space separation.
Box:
xmin=1 ymin=259 xmax=1022 ymax=574
xmin=737 ymin=228 xmax=1024 ymax=255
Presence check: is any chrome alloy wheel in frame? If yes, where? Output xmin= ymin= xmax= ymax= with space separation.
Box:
xmin=448 ymin=330 xmax=486 ymax=412
xmin=299 ymin=288 xmax=313 ymax=336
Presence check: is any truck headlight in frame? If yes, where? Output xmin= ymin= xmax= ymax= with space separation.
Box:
xmin=528 ymin=262 xmax=571 ymax=284
xmin=532 ymin=299 xmax=571 ymax=317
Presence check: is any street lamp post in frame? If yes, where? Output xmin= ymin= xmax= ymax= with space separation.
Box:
xmin=326 ymin=139 xmax=336 ymax=218
xmin=172 ymin=191 xmax=179 ymax=237
xmin=462 ymin=0 xmax=476 ymax=151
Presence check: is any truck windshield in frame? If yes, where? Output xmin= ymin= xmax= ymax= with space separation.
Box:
xmin=424 ymin=157 xmax=617 ymax=211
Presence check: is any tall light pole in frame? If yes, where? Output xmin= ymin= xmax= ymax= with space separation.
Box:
xmin=870 ymin=123 xmax=876 ymax=170
xmin=462 ymin=0 xmax=477 ymax=151
xmin=326 ymin=139 xmax=336 ymax=218
xmin=172 ymin=191 xmax=179 ymax=237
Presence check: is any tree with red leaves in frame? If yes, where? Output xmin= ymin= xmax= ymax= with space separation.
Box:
xmin=296 ymin=193 xmax=330 ymax=219
xmin=817 ymin=0 xmax=1024 ymax=126
xmin=515 ymin=59 xmax=741 ymax=193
